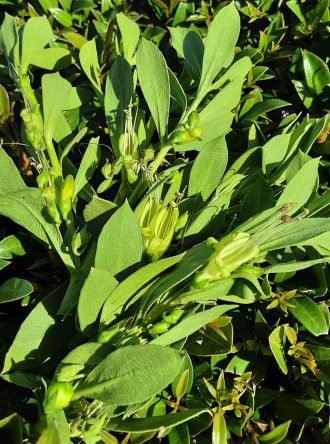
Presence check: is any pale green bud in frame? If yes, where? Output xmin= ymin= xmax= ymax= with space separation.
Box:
xmin=194 ymin=232 xmax=260 ymax=288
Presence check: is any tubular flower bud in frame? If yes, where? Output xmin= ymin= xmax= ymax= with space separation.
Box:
xmin=44 ymin=381 xmax=74 ymax=412
xmin=193 ymin=232 xmax=260 ymax=288
xmin=21 ymin=105 xmax=44 ymax=151
xmin=42 ymin=186 xmax=62 ymax=224
xmin=188 ymin=111 xmax=200 ymax=128
xmin=36 ymin=170 xmax=50 ymax=191
xmin=59 ymin=175 xmax=75 ymax=220
xmin=142 ymin=201 xmax=179 ymax=262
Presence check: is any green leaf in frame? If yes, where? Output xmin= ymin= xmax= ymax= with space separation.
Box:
xmin=288 ymin=295 xmax=328 ymax=336
xmin=49 ymin=8 xmax=73 ymax=27
xmin=2 ymin=286 xmax=75 ymax=373
xmin=105 ymin=56 xmax=133 ymax=157
xmin=168 ymin=68 xmax=187 ymax=113
xmin=117 ymin=13 xmax=140 ymax=65
xmin=100 ymin=253 xmax=185 ymax=326
xmin=30 ymin=47 xmax=71 ymax=70
xmin=212 ymin=410 xmax=227 ymax=444
xmin=78 ymin=268 xmax=118 ymax=336
xmin=20 ymin=16 xmax=53 ymax=72
xmin=0 ymin=413 xmax=22 ymax=444
xmin=262 ymin=133 xmax=292 ymax=174
xmin=79 ymin=39 xmax=102 ymax=98
xmin=263 ymin=257 xmax=330 ymax=274
xmin=188 ymin=136 xmax=228 ymax=202
xmin=59 ymin=127 xmax=88 ymax=164
xmin=302 ymin=50 xmax=330 ymax=97
xmin=73 ymin=136 xmax=101 ymax=198
xmin=36 ymin=410 xmax=70 ymax=444
xmin=136 ymin=39 xmax=170 ymax=143
xmin=308 ymin=345 xmax=330 ymax=382
xmin=42 ymin=73 xmax=72 ymax=142
xmin=272 ymin=395 xmax=323 ymax=421
xmin=75 ymin=345 xmax=183 ymax=405
xmin=0 ymin=13 xmax=19 ymax=79
xmin=108 ymin=409 xmax=210 ymax=432
xmin=0 ymin=278 xmax=33 ymax=304
xmin=210 ymin=56 xmax=252 ymax=91
xmin=83 ymin=195 xmax=116 ymax=222
xmin=168 ymin=28 xmax=204 ymax=81
xmin=0 ymin=148 xmax=73 ymax=270
xmin=240 ymin=99 xmax=290 ymax=123
xmin=0 ymin=235 xmax=25 ymax=259
xmin=198 ymin=2 xmax=240 ymax=97
xmin=259 ymin=420 xmax=291 ymax=444
xmin=151 ymin=305 xmax=237 ymax=346
xmin=94 ymin=200 xmax=142 ymax=279
xmin=261 ymin=218 xmax=330 ymax=252
xmin=268 ymin=326 xmax=288 ymax=374
xmin=277 ymin=159 xmax=319 ymax=213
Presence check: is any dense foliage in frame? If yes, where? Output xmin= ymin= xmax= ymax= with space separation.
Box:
xmin=0 ymin=1 xmax=329 ymax=443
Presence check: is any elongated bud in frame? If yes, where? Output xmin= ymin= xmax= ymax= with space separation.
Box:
xmin=119 ymin=131 xmax=139 ymax=159
xmin=143 ymin=202 xmax=179 ymax=261
xmin=21 ymin=105 xmax=44 ymax=151
xmin=36 ymin=170 xmax=50 ymax=191
xmin=188 ymin=111 xmax=199 ymax=128
xmin=149 ymin=321 xmax=171 ymax=336
xmin=60 ymin=175 xmax=75 ymax=201
xmin=193 ymin=232 xmax=260 ymax=288
xmin=162 ymin=309 xmax=184 ymax=325
xmin=43 ymin=186 xmax=62 ymax=224
xmin=59 ymin=175 xmax=75 ymax=221
xmin=44 ymin=381 xmax=74 ymax=413
xmin=101 ymin=160 xmax=113 ymax=180
xmin=136 ymin=195 xmax=161 ymax=230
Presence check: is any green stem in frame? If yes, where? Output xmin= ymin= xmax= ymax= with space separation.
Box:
xmin=148 ymin=145 xmax=172 ymax=177
xmin=45 ymin=137 xmax=62 ymax=179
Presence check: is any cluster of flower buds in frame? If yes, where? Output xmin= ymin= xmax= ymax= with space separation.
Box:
xmin=38 ymin=171 xmax=75 ymax=224
xmin=149 ymin=309 xmax=185 ymax=336
xmin=170 ymin=111 xmax=203 ymax=145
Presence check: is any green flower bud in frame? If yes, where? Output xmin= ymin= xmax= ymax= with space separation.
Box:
xmin=42 ymin=185 xmax=56 ymax=205
xmin=171 ymin=130 xmax=193 ymax=145
xmin=36 ymin=170 xmax=50 ymax=191
xmin=162 ymin=309 xmax=184 ymax=325
xmin=101 ymin=160 xmax=113 ymax=180
xmin=188 ymin=111 xmax=199 ymax=128
xmin=143 ymin=147 xmax=154 ymax=163
xmin=47 ymin=202 xmax=62 ymax=225
xmin=44 ymin=381 xmax=74 ymax=412
xmin=21 ymin=106 xmax=44 ymax=151
xmin=119 ymin=131 xmax=139 ymax=159
xmin=189 ymin=127 xmax=203 ymax=140
xmin=42 ymin=186 xmax=62 ymax=224
xmin=193 ymin=232 xmax=260 ymax=288
xmin=60 ymin=175 xmax=75 ymax=202
xmin=59 ymin=199 xmax=71 ymax=221
xmin=142 ymin=202 xmax=179 ymax=262
xmin=175 ymin=211 xmax=189 ymax=232
xmin=136 ymin=195 xmax=161 ymax=230
xmin=149 ymin=321 xmax=171 ymax=336
xmin=126 ymin=166 xmax=139 ymax=184
xmin=59 ymin=175 xmax=75 ymax=220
